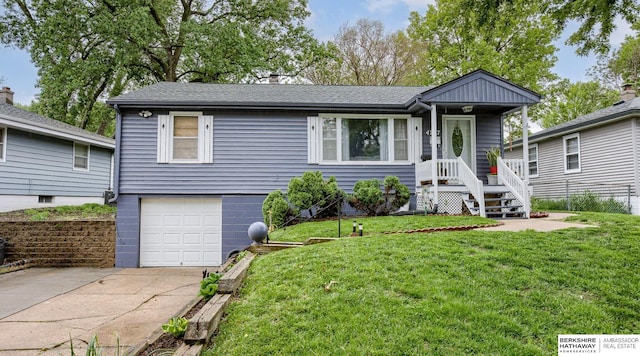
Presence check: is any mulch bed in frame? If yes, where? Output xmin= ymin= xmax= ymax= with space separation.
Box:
xmin=530 ymin=212 xmax=549 ymax=218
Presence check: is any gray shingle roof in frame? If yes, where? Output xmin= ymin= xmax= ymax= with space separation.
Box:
xmin=107 ymin=82 xmax=431 ymax=109
xmin=525 ymin=96 xmax=640 ymax=143
xmin=0 ymin=103 xmax=115 ymax=148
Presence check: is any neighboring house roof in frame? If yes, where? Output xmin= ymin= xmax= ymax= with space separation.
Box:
xmin=0 ymin=103 xmax=115 ymax=149
xmin=512 ymin=96 xmax=640 ymax=146
xmin=107 ymin=82 xmax=431 ymax=111
xmin=414 ymin=69 xmax=542 ymax=106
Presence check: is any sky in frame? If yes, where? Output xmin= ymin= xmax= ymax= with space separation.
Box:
xmin=0 ymin=0 xmax=634 ymax=105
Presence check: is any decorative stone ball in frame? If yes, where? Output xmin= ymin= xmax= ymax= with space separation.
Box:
xmin=248 ymin=221 xmax=268 ymax=244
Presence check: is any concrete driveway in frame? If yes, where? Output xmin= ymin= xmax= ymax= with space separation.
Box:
xmin=0 ymin=267 xmax=206 ymax=355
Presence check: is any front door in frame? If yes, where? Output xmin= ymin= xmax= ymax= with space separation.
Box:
xmin=443 ymin=115 xmax=476 ymax=172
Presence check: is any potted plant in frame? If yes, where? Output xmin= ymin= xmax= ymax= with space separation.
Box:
xmin=485 ymin=146 xmax=500 ymax=185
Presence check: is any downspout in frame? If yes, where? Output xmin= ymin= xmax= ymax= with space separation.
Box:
xmin=632 ymin=118 xmax=639 ymax=207
xmin=431 ymin=104 xmax=438 ymax=213
xmin=110 ymin=104 xmax=122 ymax=203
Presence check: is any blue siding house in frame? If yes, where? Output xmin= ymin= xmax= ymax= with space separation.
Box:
xmin=0 ymin=87 xmax=115 ymax=212
xmin=108 ymin=70 xmax=540 ymax=268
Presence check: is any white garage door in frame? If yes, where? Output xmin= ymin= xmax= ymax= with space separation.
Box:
xmin=140 ymin=198 xmax=222 ymax=267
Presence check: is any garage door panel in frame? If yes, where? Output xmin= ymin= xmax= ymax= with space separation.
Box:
xmin=203 ymin=233 xmax=219 ymax=244
xmin=140 ymin=198 xmax=222 ymax=267
xmin=183 ymin=233 xmax=202 ymax=244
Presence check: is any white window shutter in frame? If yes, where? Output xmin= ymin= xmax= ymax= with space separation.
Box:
xmin=157 ymin=115 xmax=170 ymax=163
xmin=200 ymin=115 xmax=214 ymax=163
xmin=307 ymin=116 xmax=319 ymax=164
xmin=411 ymin=117 xmax=423 ymax=164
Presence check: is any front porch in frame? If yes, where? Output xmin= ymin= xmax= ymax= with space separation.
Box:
xmin=406 ymin=70 xmax=541 ymax=219
xmin=415 ymin=157 xmax=531 ymax=218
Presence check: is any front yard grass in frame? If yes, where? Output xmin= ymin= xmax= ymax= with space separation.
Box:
xmin=269 ymin=214 xmax=495 ymax=242
xmin=0 ymin=203 xmax=115 ymax=221
xmin=206 ymin=212 xmax=639 ymax=355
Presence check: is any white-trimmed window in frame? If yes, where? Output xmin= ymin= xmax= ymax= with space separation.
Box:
xmin=73 ymin=142 xmax=90 ymax=171
xmin=563 ymin=133 xmax=581 ymax=173
xmin=308 ymin=114 xmax=420 ymax=164
xmin=157 ymin=112 xmax=213 ymax=164
xmin=0 ymin=126 xmax=5 ymax=162
xmin=528 ymin=143 xmax=538 ymax=177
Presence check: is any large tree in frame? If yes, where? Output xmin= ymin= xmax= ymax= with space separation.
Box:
xmin=588 ymin=24 xmax=640 ymax=92
xmin=406 ymin=0 xmax=559 ymax=92
xmin=0 ymin=0 xmax=325 ymax=136
xmin=534 ymin=79 xmax=620 ymax=129
xmin=465 ymin=0 xmax=640 ymax=56
xmin=303 ymin=19 xmax=421 ymax=85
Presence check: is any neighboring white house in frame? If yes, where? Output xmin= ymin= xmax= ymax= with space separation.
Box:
xmin=506 ymin=86 xmax=640 ymax=215
xmin=0 ymin=87 xmax=115 ymax=212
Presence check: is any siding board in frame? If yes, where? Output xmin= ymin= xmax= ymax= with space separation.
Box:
xmin=509 ymin=119 xmax=637 ymax=198
xmin=0 ymin=128 xmax=112 ymax=196
xmin=119 ymin=111 xmax=417 ymax=194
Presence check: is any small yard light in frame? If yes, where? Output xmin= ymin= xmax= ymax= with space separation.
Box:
xmin=352 ymin=220 xmax=357 ymax=233
xmin=359 ymin=223 xmax=363 ymax=236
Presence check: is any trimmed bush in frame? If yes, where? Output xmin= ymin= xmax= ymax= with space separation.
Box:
xmin=349 ymin=176 xmax=410 ymax=216
xmin=288 ymin=171 xmax=344 ymax=218
xmin=262 ymin=190 xmax=297 ymax=230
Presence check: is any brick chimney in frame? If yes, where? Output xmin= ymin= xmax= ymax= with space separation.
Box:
xmin=0 ymin=87 xmax=14 ymax=105
xmin=621 ymin=83 xmax=636 ymax=102
xmin=268 ymin=73 xmax=280 ymax=84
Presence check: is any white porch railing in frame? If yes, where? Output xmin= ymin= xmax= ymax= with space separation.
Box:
xmin=415 ymin=158 xmax=485 ymax=217
xmin=498 ymin=157 xmax=530 ymax=218
xmin=456 ymin=157 xmax=486 ymax=217
xmin=502 ymin=159 xmax=526 ymax=179
xmin=415 ymin=159 xmax=459 ymax=186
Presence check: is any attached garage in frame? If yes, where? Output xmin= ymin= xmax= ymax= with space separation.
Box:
xmin=140 ymin=197 xmax=222 ymax=267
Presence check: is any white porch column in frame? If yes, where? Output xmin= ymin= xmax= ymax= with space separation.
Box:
xmin=431 ymin=104 xmax=438 ymax=210
xmin=522 ymin=104 xmax=530 ymax=218
xmin=522 ymin=105 xmax=529 ymax=181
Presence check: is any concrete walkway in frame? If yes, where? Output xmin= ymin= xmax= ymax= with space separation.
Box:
xmin=0 ymin=267 xmax=205 ymax=355
xmin=478 ymin=212 xmax=595 ymax=232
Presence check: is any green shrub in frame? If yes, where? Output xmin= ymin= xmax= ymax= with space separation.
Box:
xmin=199 ymin=273 xmax=221 ymax=300
xmin=348 ymin=176 xmax=410 ymax=216
xmin=287 ymin=171 xmax=345 ymax=218
xmin=531 ymin=197 xmax=566 ymax=211
xmin=162 ymin=317 xmax=189 ymax=338
xmin=262 ymin=190 xmax=297 ymax=230
xmin=531 ymin=192 xmax=629 ymax=214
xmin=384 ymin=176 xmax=410 ymax=212
xmin=348 ymin=179 xmax=383 ymax=216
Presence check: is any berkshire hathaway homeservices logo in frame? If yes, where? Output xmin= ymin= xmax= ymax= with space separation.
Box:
xmin=558 ymin=335 xmax=639 ymax=355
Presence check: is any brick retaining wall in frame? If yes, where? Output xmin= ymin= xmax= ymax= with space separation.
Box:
xmin=0 ymin=220 xmax=115 ymax=268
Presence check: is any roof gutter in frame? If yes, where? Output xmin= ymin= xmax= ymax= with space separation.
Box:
xmin=511 ymin=109 xmax=640 ymax=147
xmin=110 ymin=104 xmax=122 ymax=203
xmin=407 ymin=98 xmax=432 ymax=114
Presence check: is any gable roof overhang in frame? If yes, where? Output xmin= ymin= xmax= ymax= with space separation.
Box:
xmin=407 ymin=69 xmax=541 ymax=114
xmin=0 ymin=106 xmax=115 ymax=149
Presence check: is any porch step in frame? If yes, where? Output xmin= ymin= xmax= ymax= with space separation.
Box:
xmin=462 ymin=188 xmax=526 ymax=218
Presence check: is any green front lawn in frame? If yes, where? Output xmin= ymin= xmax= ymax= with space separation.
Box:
xmin=206 ymin=212 xmax=639 ymax=355
xmin=269 ymin=215 xmax=495 ymax=242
